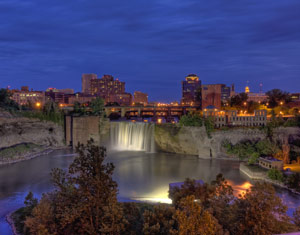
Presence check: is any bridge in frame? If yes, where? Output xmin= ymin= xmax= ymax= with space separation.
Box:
xmin=104 ymin=106 xmax=198 ymax=119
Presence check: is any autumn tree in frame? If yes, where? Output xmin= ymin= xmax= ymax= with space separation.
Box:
xmin=25 ymin=139 xmax=127 ymax=234
xmin=293 ymin=207 xmax=300 ymax=229
xmin=143 ymin=204 xmax=177 ymax=235
xmin=173 ymin=195 xmax=219 ymax=235
xmin=232 ymin=182 xmax=295 ymax=235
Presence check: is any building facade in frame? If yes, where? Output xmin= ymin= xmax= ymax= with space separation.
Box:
xmin=181 ymin=74 xmax=202 ymax=107
xmin=90 ymin=75 xmax=125 ymax=98
xmin=221 ymin=84 xmax=231 ymax=104
xmin=202 ymin=84 xmax=222 ymax=110
xmin=203 ymin=109 xmax=267 ymax=128
xmin=82 ymin=73 xmax=97 ymax=94
xmin=11 ymin=89 xmax=45 ymax=106
xmin=107 ymin=92 xmax=132 ymax=106
xmin=134 ymin=91 xmax=148 ymax=106
xmin=247 ymin=93 xmax=268 ymax=103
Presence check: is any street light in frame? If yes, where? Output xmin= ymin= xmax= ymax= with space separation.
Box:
xmin=243 ymin=102 xmax=247 ymax=106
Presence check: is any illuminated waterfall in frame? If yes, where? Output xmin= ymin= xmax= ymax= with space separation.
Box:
xmin=110 ymin=122 xmax=155 ymax=152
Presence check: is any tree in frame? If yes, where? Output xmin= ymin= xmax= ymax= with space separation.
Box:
xmin=293 ymin=207 xmax=300 ymax=229
xmin=90 ymin=97 xmax=104 ymax=116
xmin=0 ymin=88 xmax=19 ymax=111
xmin=173 ymin=195 xmax=219 ymax=235
xmin=267 ymin=168 xmax=284 ymax=182
xmin=179 ymin=114 xmax=203 ymax=127
xmin=25 ymin=139 xmax=127 ymax=234
xmin=229 ymin=93 xmax=248 ymax=108
xmin=233 ymin=182 xmax=294 ymax=235
xmin=266 ymin=89 xmax=291 ymax=108
xmin=143 ymin=204 xmax=177 ymax=235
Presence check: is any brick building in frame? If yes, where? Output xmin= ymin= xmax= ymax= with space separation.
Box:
xmin=134 ymin=91 xmax=148 ymax=106
xmin=202 ymin=84 xmax=222 ymax=109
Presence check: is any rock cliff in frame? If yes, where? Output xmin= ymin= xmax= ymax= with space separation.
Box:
xmin=154 ymin=124 xmax=300 ymax=159
xmin=0 ymin=111 xmax=65 ymax=149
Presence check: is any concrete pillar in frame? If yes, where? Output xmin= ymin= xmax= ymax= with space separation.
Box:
xmin=121 ymin=108 xmax=126 ymax=118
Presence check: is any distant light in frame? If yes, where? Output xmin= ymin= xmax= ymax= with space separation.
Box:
xmin=157 ymin=118 xmax=162 ymax=124
xmin=36 ymin=102 xmax=41 ymax=108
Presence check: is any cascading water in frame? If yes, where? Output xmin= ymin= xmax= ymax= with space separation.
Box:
xmin=110 ymin=122 xmax=155 ymax=152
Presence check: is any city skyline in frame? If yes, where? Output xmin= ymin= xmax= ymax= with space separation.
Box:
xmin=1 ymin=0 xmax=300 ymax=102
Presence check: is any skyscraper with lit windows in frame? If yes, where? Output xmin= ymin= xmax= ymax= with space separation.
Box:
xmin=181 ymin=74 xmax=202 ymax=107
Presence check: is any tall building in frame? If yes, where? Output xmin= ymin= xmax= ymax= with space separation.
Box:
xmin=181 ymin=74 xmax=202 ymax=107
xmin=134 ymin=91 xmax=148 ymax=106
xmin=202 ymin=84 xmax=222 ymax=109
xmin=82 ymin=73 xmax=97 ymax=94
xmin=90 ymin=75 xmax=125 ymax=99
xmin=221 ymin=85 xmax=231 ymax=104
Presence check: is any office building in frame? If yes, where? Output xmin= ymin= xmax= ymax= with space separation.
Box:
xmin=134 ymin=91 xmax=148 ymax=106
xmin=82 ymin=73 xmax=97 ymax=94
xmin=181 ymin=74 xmax=202 ymax=107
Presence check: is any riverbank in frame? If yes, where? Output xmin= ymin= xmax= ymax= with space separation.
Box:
xmin=0 ymin=145 xmax=70 ymax=166
xmin=239 ymin=163 xmax=300 ymax=195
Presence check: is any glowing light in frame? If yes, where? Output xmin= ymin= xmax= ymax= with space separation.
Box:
xmin=35 ymin=102 xmax=41 ymax=108
xmin=157 ymin=118 xmax=162 ymax=124
xmin=280 ymin=102 xmax=283 ymax=105
xmin=243 ymin=102 xmax=247 ymax=106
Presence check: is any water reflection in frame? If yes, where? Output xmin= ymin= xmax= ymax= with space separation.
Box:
xmin=0 ymin=150 xmax=299 ymax=235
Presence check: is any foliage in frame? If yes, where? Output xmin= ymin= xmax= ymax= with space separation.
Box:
xmin=143 ymin=204 xmax=177 ymax=234
xmin=90 ymin=97 xmax=104 ymax=116
xmin=266 ymin=89 xmax=291 ymax=108
xmin=229 ymin=92 xmax=248 ymax=108
xmin=11 ymin=192 xmax=38 ymax=235
xmin=24 ymin=139 xmax=127 ymax=234
xmin=267 ymin=168 xmax=284 ymax=182
xmin=21 ymin=110 xmax=64 ymax=125
xmin=293 ymin=207 xmax=300 ymax=229
xmin=204 ymin=117 xmax=215 ymax=138
xmin=173 ymin=195 xmax=218 ymax=235
xmin=0 ymin=88 xmax=19 ymax=111
xmin=179 ymin=113 xmax=203 ymax=127
xmin=0 ymin=143 xmax=42 ymax=161
xmin=223 ymin=139 xmax=280 ymax=161
xmin=233 ymin=182 xmax=295 ymax=235
xmin=285 ymin=173 xmax=300 ymax=192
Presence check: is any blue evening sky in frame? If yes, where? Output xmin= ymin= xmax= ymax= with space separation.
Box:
xmin=0 ymin=0 xmax=299 ymax=101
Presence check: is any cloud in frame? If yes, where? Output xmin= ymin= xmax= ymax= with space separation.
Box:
xmin=0 ymin=0 xmax=299 ymax=100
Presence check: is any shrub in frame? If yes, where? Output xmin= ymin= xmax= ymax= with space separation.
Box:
xmin=267 ymin=168 xmax=284 ymax=182
xmin=179 ymin=114 xmax=203 ymax=127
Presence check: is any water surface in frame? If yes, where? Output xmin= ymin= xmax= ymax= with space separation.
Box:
xmin=1 ymin=149 xmax=300 ymax=235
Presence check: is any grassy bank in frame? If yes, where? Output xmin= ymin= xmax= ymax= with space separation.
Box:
xmin=0 ymin=143 xmax=42 ymax=162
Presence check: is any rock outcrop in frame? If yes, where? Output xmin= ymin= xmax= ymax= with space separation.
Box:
xmin=154 ymin=124 xmax=300 ymax=159
xmin=0 ymin=111 xmax=65 ymax=149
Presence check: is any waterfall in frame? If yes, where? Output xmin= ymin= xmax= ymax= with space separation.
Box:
xmin=110 ymin=122 xmax=155 ymax=152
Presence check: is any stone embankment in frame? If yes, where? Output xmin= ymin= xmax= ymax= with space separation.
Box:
xmin=0 ymin=110 xmax=65 ymax=164
xmin=154 ymin=124 xmax=300 ymax=159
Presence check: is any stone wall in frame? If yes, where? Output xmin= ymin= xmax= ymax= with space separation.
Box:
xmin=65 ymin=116 xmax=110 ymax=148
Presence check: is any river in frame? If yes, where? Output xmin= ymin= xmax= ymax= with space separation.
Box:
xmin=1 ymin=149 xmax=300 ymax=235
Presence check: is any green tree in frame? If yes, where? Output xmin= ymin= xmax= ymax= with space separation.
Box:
xmin=229 ymin=93 xmax=248 ymax=108
xmin=0 ymin=88 xmax=19 ymax=111
xmin=90 ymin=97 xmax=104 ymax=116
xmin=266 ymin=89 xmax=291 ymax=108
xmin=179 ymin=113 xmax=203 ymax=127
xmin=267 ymin=168 xmax=284 ymax=182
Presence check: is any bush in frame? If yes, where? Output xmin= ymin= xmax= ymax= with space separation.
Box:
xmin=179 ymin=114 xmax=203 ymax=127
xmin=267 ymin=168 xmax=284 ymax=182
